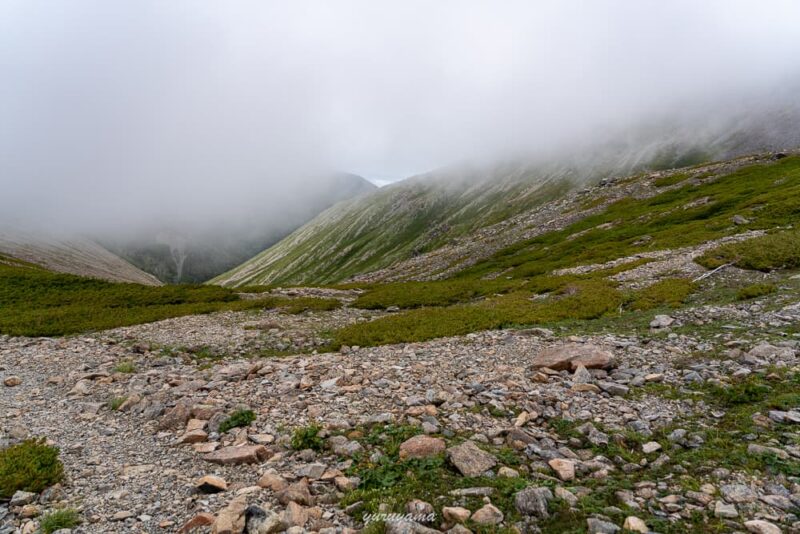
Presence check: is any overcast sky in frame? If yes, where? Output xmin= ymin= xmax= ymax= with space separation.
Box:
xmin=1 ymin=1 xmax=800 ymax=232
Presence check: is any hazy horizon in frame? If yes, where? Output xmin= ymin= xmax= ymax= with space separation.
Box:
xmin=2 ymin=1 xmax=800 ymax=235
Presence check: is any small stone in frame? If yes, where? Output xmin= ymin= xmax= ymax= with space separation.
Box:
xmin=334 ymin=476 xmax=359 ymax=491
xmin=714 ymin=500 xmax=738 ymax=518
xmin=111 ymin=510 xmax=135 ymax=521
xmin=572 ymin=383 xmax=601 ymax=393
xmin=258 ymin=472 xmax=288 ymax=491
xmin=196 ymin=475 xmax=228 ymax=493
xmin=720 ymin=483 xmax=757 ymax=504
xmin=178 ymin=512 xmax=215 ymax=533
xmin=744 ymin=519 xmax=782 ymax=534
xmin=650 ymin=315 xmax=674 ymax=329
xmin=406 ymin=500 xmax=435 ymax=516
xmin=531 ymin=343 xmax=615 ymax=371
xmin=203 ymin=445 xmax=269 ymax=465
xmin=514 ymin=487 xmax=553 ymax=518
xmin=178 ymin=429 xmax=208 ymax=444
xmin=328 ymin=435 xmax=364 ymax=457
xmin=548 ymin=458 xmax=575 ymax=481
xmin=399 ymin=435 xmax=446 ymax=460
xmin=277 ymin=479 xmax=314 ymax=506
xmin=296 ymin=463 xmax=327 ymax=479
xmin=642 ymin=441 xmax=661 ymax=454
xmin=19 ymin=504 xmax=40 ymax=518
xmin=158 ymin=401 xmax=192 ymax=430
xmin=597 ymin=381 xmax=629 ymax=396
xmin=497 ymin=466 xmax=519 ymax=478
xmin=10 ymin=491 xmax=37 ymax=506
xmin=443 ymin=507 xmax=471 ymax=524
xmin=283 ymin=501 xmax=308 ymax=528
xmin=555 ymin=486 xmax=578 ymax=507
xmin=3 ymin=375 xmax=21 ymax=387
xmin=447 ymin=440 xmax=497 ymax=477
xmin=245 ymin=505 xmax=286 ymax=534
xmin=572 ymin=364 xmax=593 ymax=384
xmin=622 ymin=516 xmax=648 ymax=533
xmin=586 ymin=517 xmax=620 ymax=533
xmin=212 ymin=496 xmax=247 ymax=534
xmin=470 ymin=504 xmax=503 ymax=525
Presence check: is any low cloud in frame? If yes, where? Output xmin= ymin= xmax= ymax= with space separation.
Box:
xmin=1 ymin=0 xmax=799 ymax=234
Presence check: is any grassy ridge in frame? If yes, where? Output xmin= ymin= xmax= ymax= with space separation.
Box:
xmin=0 ymin=262 xmax=339 ymax=337
xmin=330 ymin=156 xmax=800 ymax=347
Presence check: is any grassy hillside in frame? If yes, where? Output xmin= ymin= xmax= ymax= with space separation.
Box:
xmin=0 ymin=230 xmax=161 ymax=285
xmin=212 ymin=164 xmax=580 ymax=286
xmin=0 ymin=258 xmax=338 ymax=337
xmin=330 ymin=154 xmax=800 ymax=348
xmin=5 ymin=153 xmax=799 ymax=343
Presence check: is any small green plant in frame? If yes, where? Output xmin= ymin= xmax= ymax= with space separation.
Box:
xmin=40 ymin=508 xmax=80 ymax=534
xmin=291 ymin=423 xmax=324 ymax=451
xmin=108 ymin=396 xmax=127 ymax=411
xmin=218 ymin=409 xmax=256 ymax=434
xmin=710 ymin=380 xmax=771 ymax=406
xmin=113 ymin=360 xmax=136 ymax=374
xmin=0 ymin=439 xmax=64 ymax=498
xmin=736 ymin=283 xmax=778 ymax=301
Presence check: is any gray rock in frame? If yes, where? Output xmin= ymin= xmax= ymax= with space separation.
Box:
xmin=245 ymin=505 xmax=287 ymax=534
xmin=514 ymin=487 xmax=553 ymax=518
xmin=744 ymin=519 xmax=782 ymax=534
xmin=586 ymin=517 xmax=620 ymax=533
xmin=650 ymin=315 xmax=675 ymax=329
xmin=9 ymin=491 xmax=36 ymax=506
xmin=447 ymin=440 xmax=497 ymax=477
xmin=720 ymin=483 xmax=757 ymax=504
xmin=328 ymin=435 xmax=364 ymax=457
xmin=714 ymin=501 xmax=738 ymax=518
xmin=598 ymin=381 xmax=629 ymax=396
xmin=385 ymin=521 xmax=441 ymax=534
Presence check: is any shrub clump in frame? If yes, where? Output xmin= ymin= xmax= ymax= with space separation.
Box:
xmin=291 ymin=424 xmax=325 ymax=451
xmin=697 ymin=230 xmax=800 ymax=272
xmin=0 ymin=439 xmax=64 ymax=498
xmin=113 ymin=360 xmax=136 ymax=374
xmin=736 ymin=283 xmax=778 ymax=301
xmin=108 ymin=396 xmax=127 ymax=411
xmin=628 ymin=278 xmax=696 ymax=310
xmin=40 ymin=508 xmax=80 ymax=534
xmin=218 ymin=409 xmax=256 ymax=434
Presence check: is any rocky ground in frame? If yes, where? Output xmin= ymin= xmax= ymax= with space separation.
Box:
xmin=2 ymin=278 xmax=800 ymax=533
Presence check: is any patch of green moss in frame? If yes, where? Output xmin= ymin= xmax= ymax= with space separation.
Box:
xmin=291 ymin=424 xmax=325 ymax=451
xmin=218 ymin=409 xmax=256 ymax=434
xmin=698 ymin=229 xmax=800 ymax=272
xmin=627 ymin=278 xmax=696 ymax=310
xmin=40 ymin=508 xmax=80 ymax=534
xmin=736 ymin=283 xmax=778 ymax=301
xmin=0 ymin=439 xmax=64 ymax=498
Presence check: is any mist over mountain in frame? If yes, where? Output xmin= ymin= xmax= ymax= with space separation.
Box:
xmin=101 ymin=173 xmax=375 ymax=283
xmin=2 ymin=1 xmax=800 ymax=245
xmin=214 ymin=105 xmax=800 ymax=287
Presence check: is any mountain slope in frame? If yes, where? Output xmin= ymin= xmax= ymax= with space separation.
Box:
xmin=0 ymin=230 xmax=161 ymax=285
xmin=104 ymin=173 xmax=376 ymax=284
xmin=212 ymin=163 xmax=583 ymax=286
xmin=214 ymin=116 xmax=800 ymax=288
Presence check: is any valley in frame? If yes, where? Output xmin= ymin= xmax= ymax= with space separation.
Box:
xmin=2 ymin=153 xmax=800 ymax=533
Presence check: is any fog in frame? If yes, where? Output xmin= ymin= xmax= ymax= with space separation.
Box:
xmin=2 ymin=0 xmax=800 ymax=234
